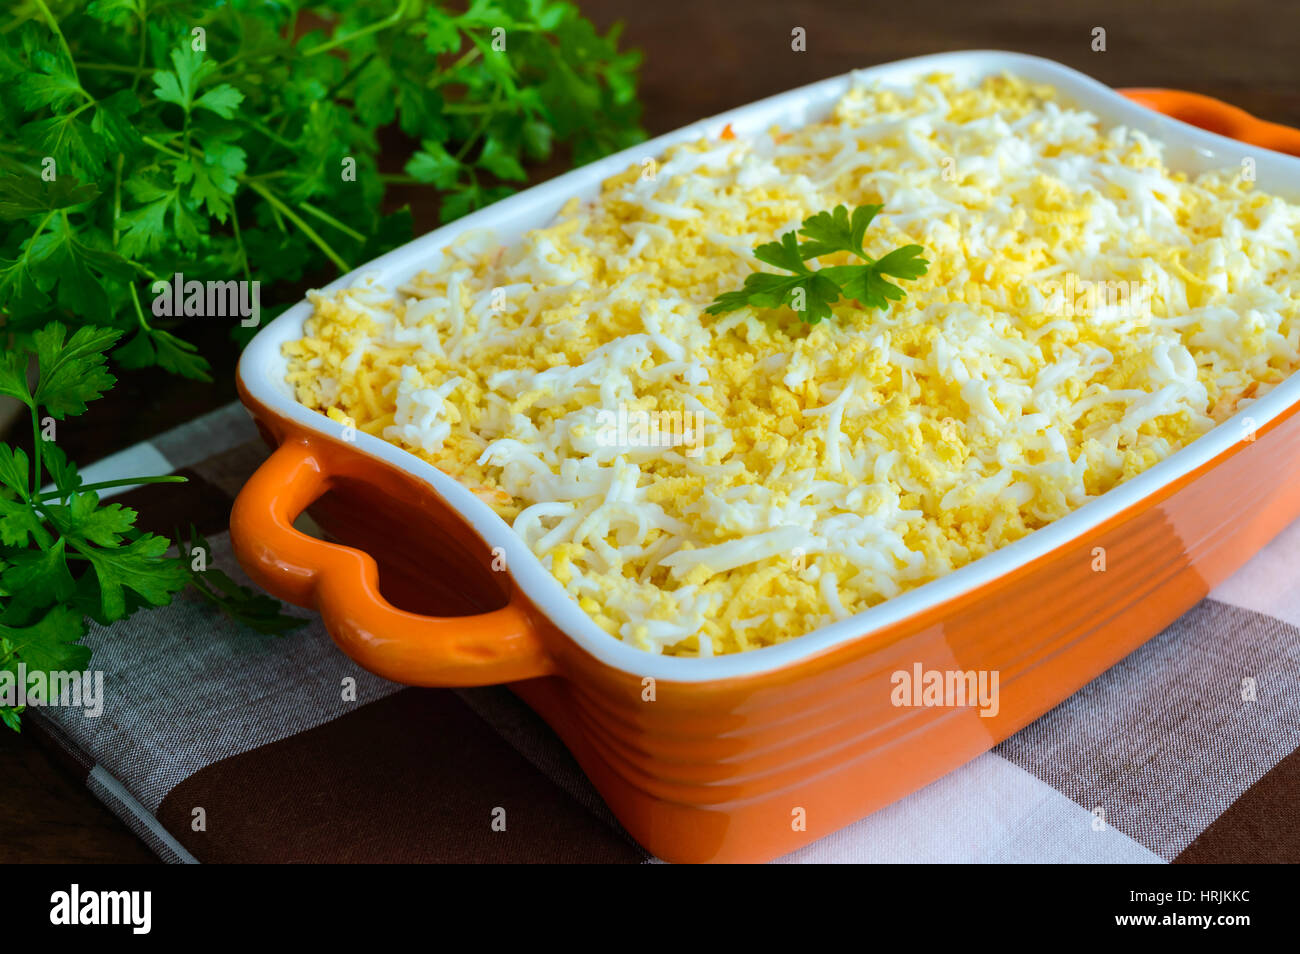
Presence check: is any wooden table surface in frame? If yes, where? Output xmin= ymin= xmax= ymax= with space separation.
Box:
xmin=4 ymin=0 xmax=1297 ymax=863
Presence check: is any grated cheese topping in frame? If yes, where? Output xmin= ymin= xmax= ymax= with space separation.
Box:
xmin=285 ymin=73 xmax=1300 ymax=656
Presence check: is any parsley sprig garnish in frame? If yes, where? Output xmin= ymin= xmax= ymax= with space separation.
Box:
xmin=0 ymin=324 xmax=302 ymax=732
xmin=706 ymin=204 xmax=929 ymax=323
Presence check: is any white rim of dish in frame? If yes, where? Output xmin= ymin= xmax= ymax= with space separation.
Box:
xmin=238 ymin=49 xmax=1300 ymax=683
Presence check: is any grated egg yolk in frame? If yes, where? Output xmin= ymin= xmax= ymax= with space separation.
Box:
xmin=286 ymin=73 xmax=1300 ymax=656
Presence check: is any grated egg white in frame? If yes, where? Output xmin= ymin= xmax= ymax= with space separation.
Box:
xmin=285 ymin=72 xmax=1300 ymax=656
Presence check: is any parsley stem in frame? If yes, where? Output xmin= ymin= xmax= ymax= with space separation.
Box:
xmin=230 ymin=203 xmax=252 ymax=286
xmin=453 ymin=84 xmax=504 ymax=163
xmin=36 ymin=476 xmax=188 ymax=501
xmin=427 ymin=46 xmax=482 ymax=88
xmin=1 ymin=212 xmax=55 ymax=297
xmin=141 ymin=135 xmax=185 ymax=159
xmin=298 ymin=201 xmax=366 ymax=242
xmin=29 ymin=404 xmax=43 ymax=503
xmin=31 ymin=0 xmax=86 ymax=95
xmin=62 ymin=100 xmax=98 ymax=122
xmin=112 ymin=154 xmax=123 ymax=248
xmin=127 ymin=282 xmax=149 ymax=331
xmin=247 ymin=182 xmax=352 ymax=273
xmin=321 ymin=51 xmax=376 ymax=104
xmin=243 ymin=118 xmax=295 ymax=150
xmin=302 ymin=0 xmax=409 ymax=57
xmin=440 ymin=103 xmax=503 ymax=115
xmin=77 ymin=62 xmax=151 ymax=74
xmin=27 ymin=211 xmax=55 ymax=251
xmin=130 ymin=6 xmax=148 ymax=96
xmin=215 ymin=44 xmax=290 ymax=73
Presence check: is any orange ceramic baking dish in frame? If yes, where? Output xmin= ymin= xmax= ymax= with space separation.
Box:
xmin=230 ymin=52 xmax=1300 ymax=863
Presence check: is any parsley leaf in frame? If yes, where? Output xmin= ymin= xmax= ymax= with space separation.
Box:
xmin=0 ymin=497 xmax=47 ymax=549
xmin=708 ymin=231 xmax=842 ymax=324
xmin=795 ymin=203 xmax=880 ymax=259
xmin=0 ymin=324 xmax=300 ymax=732
xmin=73 ymin=532 xmax=188 ymax=621
xmin=706 ymin=204 xmax=931 ymax=323
xmin=0 ymin=604 xmax=90 ymax=677
xmin=0 ymin=172 xmax=100 ymax=220
xmin=30 ymin=323 xmax=122 ymax=418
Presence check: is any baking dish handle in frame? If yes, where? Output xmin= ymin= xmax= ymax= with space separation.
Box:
xmin=230 ymin=438 xmax=553 ymax=686
xmin=1120 ymin=88 xmax=1300 ymax=156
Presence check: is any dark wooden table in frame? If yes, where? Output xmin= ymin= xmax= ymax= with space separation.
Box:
xmin=4 ymin=0 xmax=1297 ymax=863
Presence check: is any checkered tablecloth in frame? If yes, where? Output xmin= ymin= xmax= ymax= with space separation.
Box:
xmin=26 ymin=403 xmax=1300 ymax=862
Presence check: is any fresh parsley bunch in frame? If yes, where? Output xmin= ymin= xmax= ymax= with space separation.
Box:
xmin=0 ymin=0 xmax=644 ymax=379
xmin=0 ymin=324 xmax=301 ymax=732
xmin=707 ymin=204 xmax=930 ymax=323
